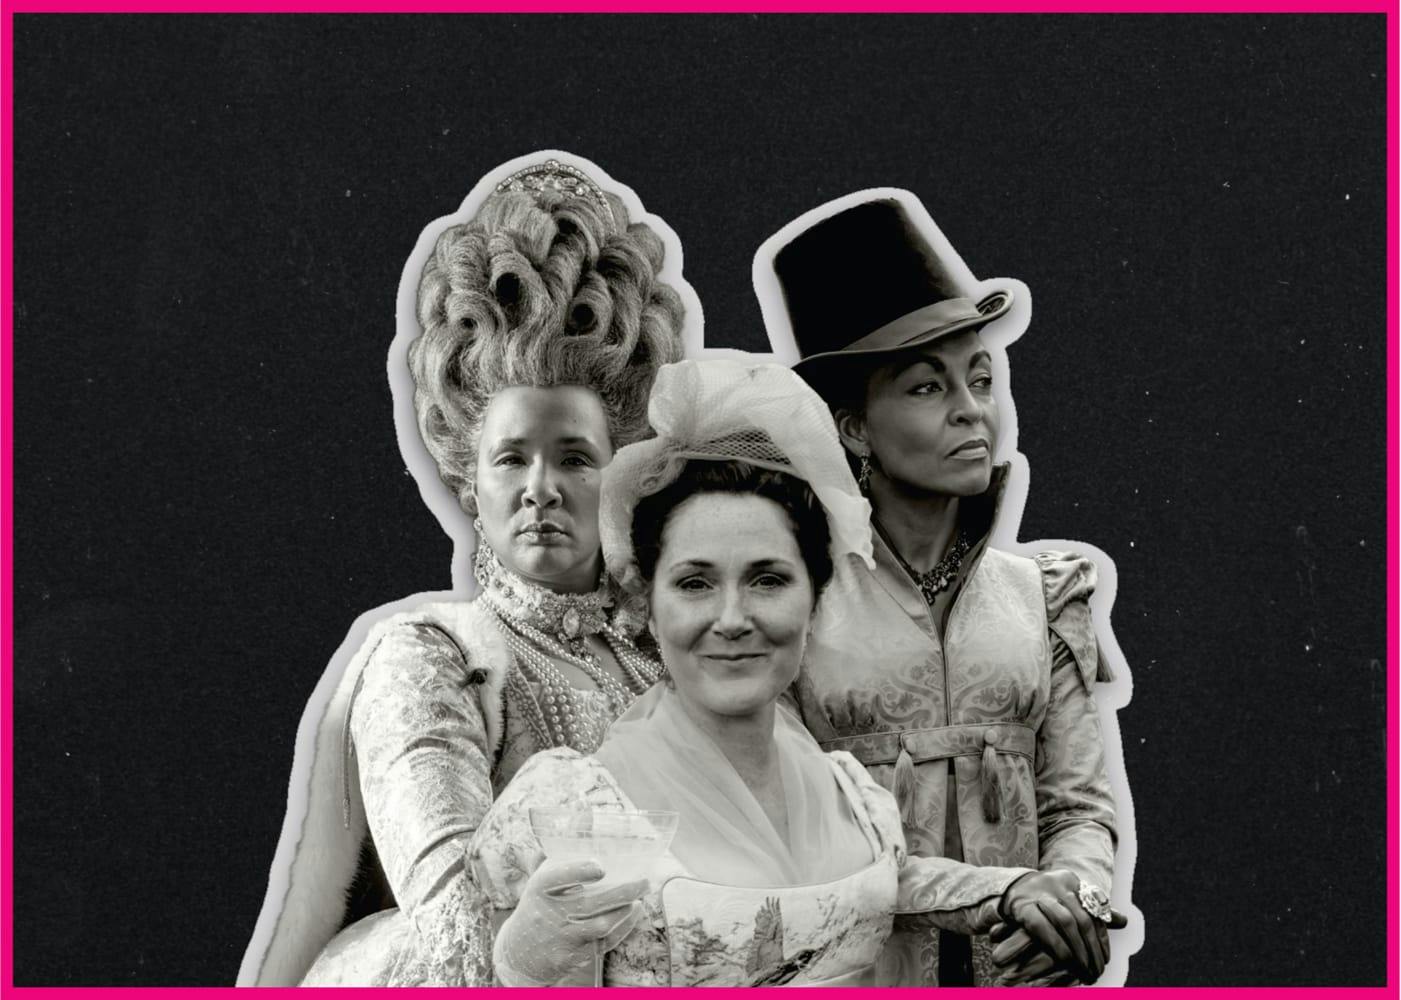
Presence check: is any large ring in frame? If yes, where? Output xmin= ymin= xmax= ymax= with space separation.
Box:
xmin=1076 ymin=881 xmax=1113 ymax=923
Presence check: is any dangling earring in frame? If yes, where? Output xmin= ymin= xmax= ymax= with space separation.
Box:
xmin=467 ymin=487 xmax=482 ymax=535
xmin=857 ymin=453 xmax=872 ymax=495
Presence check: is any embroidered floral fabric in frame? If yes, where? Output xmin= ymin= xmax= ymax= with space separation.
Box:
xmin=470 ymin=748 xmax=1030 ymax=986
xmin=300 ymin=553 xmax=659 ymax=986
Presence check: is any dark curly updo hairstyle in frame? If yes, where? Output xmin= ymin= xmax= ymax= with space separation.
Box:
xmin=630 ymin=459 xmax=835 ymax=603
xmin=409 ymin=181 xmax=686 ymax=515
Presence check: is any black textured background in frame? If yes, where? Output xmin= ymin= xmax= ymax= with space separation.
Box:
xmin=11 ymin=14 xmax=1388 ymax=986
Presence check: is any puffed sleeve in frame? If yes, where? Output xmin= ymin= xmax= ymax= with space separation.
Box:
xmin=1032 ymin=552 xmax=1118 ymax=892
xmin=828 ymin=753 xmax=1034 ymax=936
xmin=348 ymin=622 xmax=498 ymax=985
xmin=1037 ymin=550 xmax=1114 ymax=686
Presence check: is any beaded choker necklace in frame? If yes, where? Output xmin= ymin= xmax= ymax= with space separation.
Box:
xmin=473 ymin=545 xmax=612 ymax=648
xmin=881 ymin=525 xmax=972 ymax=607
xmin=474 ymin=545 xmax=661 ymax=752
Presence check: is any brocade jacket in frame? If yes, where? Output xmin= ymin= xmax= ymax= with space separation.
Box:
xmin=794 ymin=467 xmax=1117 ymax=986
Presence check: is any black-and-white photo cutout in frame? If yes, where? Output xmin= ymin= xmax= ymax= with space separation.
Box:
xmin=11 ymin=15 xmax=1386 ymax=989
xmin=241 ymin=152 xmax=1138 ymax=988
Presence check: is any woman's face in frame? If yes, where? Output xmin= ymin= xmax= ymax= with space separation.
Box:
xmin=845 ymin=328 xmax=1001 ymax=499
xmin=474 ymin=385 xmax=612 ymax=593
xmin=648 ymin=492 xmax=815 ymax=721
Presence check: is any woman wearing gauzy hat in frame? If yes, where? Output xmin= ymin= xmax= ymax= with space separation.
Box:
xmin=768 ymin=196 xmax=1123 ymax=987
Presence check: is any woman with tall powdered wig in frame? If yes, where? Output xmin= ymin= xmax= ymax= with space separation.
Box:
xmin=767 ymin=195 xmax=1124 ymax=987
xmin=239 ymin=158 xmax=686 ymax=986
xmin=466 ymin=360 xmax=1111 ymax=988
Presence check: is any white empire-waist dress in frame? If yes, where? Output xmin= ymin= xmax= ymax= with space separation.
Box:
xmin=469 ymin=684 xmax=1035 ymax=987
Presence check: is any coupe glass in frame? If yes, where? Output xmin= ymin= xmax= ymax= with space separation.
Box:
xmin=529 ymin=807 xmax=680 ymax=986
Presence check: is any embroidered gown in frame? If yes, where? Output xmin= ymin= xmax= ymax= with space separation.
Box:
xmin=469 ymin=685 xmax=1038 ymax=987
xmin=247 ymin=546 xmax=661 ymax=986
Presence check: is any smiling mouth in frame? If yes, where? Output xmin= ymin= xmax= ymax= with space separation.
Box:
xmin=702 ymin=653 xmax=765 ymax=662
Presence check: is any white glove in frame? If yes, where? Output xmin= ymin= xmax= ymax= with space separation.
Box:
xmin=493 ymin=858 xmax=647 ymax=986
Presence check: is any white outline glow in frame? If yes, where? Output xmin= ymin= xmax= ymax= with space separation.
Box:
xmin=238 ymin=151 xmax=703 ymax=985
xmin=750 ymin=188 xmax=1142 ymax=986
xmin=242 ymin=169 xmax=1141 ymax=988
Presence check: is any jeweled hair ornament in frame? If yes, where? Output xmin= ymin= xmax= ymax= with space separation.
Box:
xmin=599 ymin=358 xmax=875 ymax=593
xmin=495 ymin=157 xmax=619 ymax=236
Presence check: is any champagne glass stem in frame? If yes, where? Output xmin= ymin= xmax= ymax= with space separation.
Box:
xmin=593 ymin=939 xmax=604 ymax=987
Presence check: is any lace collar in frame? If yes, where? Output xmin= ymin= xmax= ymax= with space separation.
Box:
xmin=473 ymin=544 xmax=614 ymax=642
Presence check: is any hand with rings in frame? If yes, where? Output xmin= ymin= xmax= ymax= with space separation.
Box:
xmin=992 ymin=869 xmax=1127 ymax=984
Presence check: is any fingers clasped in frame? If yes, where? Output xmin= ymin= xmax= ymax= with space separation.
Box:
xmin=994 ymin=870 xmax=1121 ymax=984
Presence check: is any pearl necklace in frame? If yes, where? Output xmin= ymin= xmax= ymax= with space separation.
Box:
xmin=474 ymin=545 xmax=661 ymax=752
xmin=473 ymin=544 xmax=611 ymax=645
xmin=490 ymin=610 xmax=661 ymax=752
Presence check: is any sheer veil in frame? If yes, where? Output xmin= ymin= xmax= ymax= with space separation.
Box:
xmin=595 ymin=685 xmax=874 ymax=887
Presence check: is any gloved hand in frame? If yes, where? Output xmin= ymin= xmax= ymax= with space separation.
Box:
xmin=995 ymin=869 xmax=1126 ymax=984
xmin=492 ymin=858 xmax=649 ymax=986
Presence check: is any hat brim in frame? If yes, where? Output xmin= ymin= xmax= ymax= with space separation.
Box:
xmin=792 ymin=289 xmax=1013 ymax=394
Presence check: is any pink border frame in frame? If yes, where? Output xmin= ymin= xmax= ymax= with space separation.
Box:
xmin=0 ymin=4 xmax=1394 ymax=995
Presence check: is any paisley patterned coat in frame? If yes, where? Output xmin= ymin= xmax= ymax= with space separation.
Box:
xmin=794 ymin=468 xmax=1117 ymax=986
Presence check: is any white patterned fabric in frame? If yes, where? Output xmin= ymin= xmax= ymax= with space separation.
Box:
xmin=298 ymin=551 xmax=661 ymax=986
xmin=468 ymin=685 xmax=1032 ymax=987
xmin=797 ymin=465 xmax=1118 ymax=986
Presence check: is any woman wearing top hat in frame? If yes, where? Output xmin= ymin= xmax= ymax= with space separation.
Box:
xmin=766 ymin=195 xmax=1123 ymax=987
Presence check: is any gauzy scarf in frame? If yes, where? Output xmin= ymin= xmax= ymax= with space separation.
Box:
xmin=594 ymin=684 xmax=874 ymax=887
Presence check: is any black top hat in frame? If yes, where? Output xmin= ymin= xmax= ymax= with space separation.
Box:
xmin=773 ymin=198 xmax=1012 ymax=392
